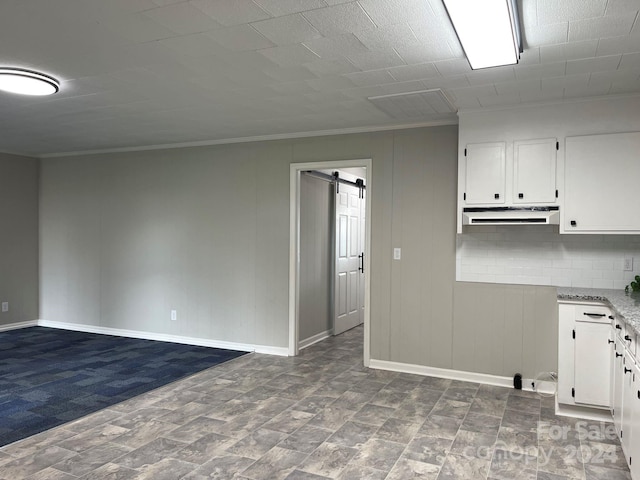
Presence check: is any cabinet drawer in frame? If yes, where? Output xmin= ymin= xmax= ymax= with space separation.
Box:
xmin=575 ymin=305 xmax=611 ymax=323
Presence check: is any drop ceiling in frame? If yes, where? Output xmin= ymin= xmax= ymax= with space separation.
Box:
xmin=0 ymin=0 xmax=639 ymax=157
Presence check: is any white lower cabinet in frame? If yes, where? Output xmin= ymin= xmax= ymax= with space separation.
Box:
xmin=558 ymin=303 xmax=612 ymax=408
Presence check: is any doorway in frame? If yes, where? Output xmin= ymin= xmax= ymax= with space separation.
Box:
xmin=288 ymin=159 xmax=371 ymax=366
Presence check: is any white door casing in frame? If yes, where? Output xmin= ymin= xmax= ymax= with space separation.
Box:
xmin=288 ymin=159 xmax=372 ymax=364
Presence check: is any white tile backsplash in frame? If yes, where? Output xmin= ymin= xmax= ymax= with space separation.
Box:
xmin=456 ymin=225 xmax=640 ymax=288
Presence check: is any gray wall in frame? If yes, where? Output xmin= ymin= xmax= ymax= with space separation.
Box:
xmin=0 ymin=152 xmax=39 ymax=327
xmin=40 ymin=125 xmax=558 ymax=377
xmin=299 ymin=174 xmax=333 ymax=343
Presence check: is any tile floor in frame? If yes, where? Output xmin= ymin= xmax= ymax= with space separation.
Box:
xmin=0 ymin=326 xmax=631 ymax=479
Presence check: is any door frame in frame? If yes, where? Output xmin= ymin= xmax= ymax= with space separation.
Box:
xmin=288 ymin=159 xmax=372 ymax=365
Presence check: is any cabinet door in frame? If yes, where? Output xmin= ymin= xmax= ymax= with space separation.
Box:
xmin=574 ymin=321 xmax=612 ymax=407
xmin=613 ymin=339 xmax=625 ymax=437
xmin=565 ymin=132 xmax=640 ymax=233
xmin=513 ymin=138 xmax=557 ymax=204
xmin=622 ymin=353 xmax=636 ymax=459
xmin=464 ymin=142 xmax=505 ymax=205
xmin=631 ymin=362 xmax=640 ymax=477
xmin=557 ymin=304 xmax=576 ymax=405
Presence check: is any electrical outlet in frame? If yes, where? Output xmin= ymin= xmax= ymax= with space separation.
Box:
xmin=1 ymin=302 xmax=8 ymax=313
xmin=393 ymin=248 xmax=401 ymax=260
xmin=170 ymin=309 xmax=177 ymax=321
xmin=624 ymin=258 xmax=634 ymax=271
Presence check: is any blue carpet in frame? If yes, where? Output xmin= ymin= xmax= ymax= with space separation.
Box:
xmin=0 ymin=327 xmax=247 ymax=447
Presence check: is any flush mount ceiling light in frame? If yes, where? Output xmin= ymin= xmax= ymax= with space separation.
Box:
xmin=0 ymin=68 xmax=60 ymax=96
xmin=442 ymin=0 xmax=522 ymax=70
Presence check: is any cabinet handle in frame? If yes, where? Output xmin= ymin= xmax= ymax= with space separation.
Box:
xmin=584 ymin=312 xmax=606 ymax=317
xmin=570 ymin=220 xmax=577 ymax=226
xmin=608 ymin=339 xmax=615 ymax=344
xmin=616 ymin=353 xmax=623 ymax=358
xmin=625 ymin=367 xmax=632 ymax=374
xmin=609 ymin=315 xmax=614 ymax=320
xmin=638 ymin=390 xmax=640 ymax=400
xmin=494 ymin=193 xmax=500 ymax=199
xmin=518 ymin=193 xmax=524 ymax=199
xmin=616 ymin=325 xmax=622 ymax=330
xmin=625 ymin=335 xmax=632 ymax=342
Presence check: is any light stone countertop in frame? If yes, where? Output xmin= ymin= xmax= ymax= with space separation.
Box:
xmin=557 ymin=287 xmax=640 ymax=336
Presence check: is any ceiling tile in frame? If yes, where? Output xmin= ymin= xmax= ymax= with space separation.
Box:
xmin=568 ymin=14 xmax=636 ymax=42
xmin=537 ymin=0 xmax=607 ymax=25
xmin=422 ymin=74 xmax=470 ymax=89
xmin=189 ymin=0 xmax=271 ymax=26
xmin=387 ymin=63 xmax=439 ymax=82
xmin=262 ymin=65 xmax=318 ymax=82
xmin=302 ymin=3 xmax=376 ymax=36
xmin=303 ymin=34 xmax=369 ymax=60
xmin=597 ymin=35 xmax=640 ymax=56
xmin=542 ymin=73 xmax=590 ymax=90
xmin=102 ymin=12 xmax=178 ymax=43
xmin=478 ymin=92 xmax=522 ymax=108
xmin=160 ymin=33 xmax=231 ymax=56
xmin=495 ymin=79 xmax=542 ymax=95
xmin=604 ymin=0 xmax=640 ymax=15
xmin=143 ymin=3 xmax=223 ymax=34
xmin=620 ymin=52 xmax=640 ymax=70
xmin=466 ymin=66 xmax=516 ymax=86
xmin=252 ymin=0 xmax=328 ymax=17
xmin=433 ymin=58 xmax=472 ymax=76
xmin=566 ymin=55 xmax=621 ymax=75
xmin=346 ymin=51 xmax=406 ymax=70
xmin=524 ymin=23 xmax=569 ymax=47
xmin=518 ymin=48 xmax=541 ymax=65
xmin=354 ymin=24 xmax=420 ymax=52
xmin=358 ymin=0 xmax=431 ymax=27
xmin=343 ymin=70 xmax=397 ymax=87
xmin=258 ymin=44 xmax=319 ymax=66
xmin=251 ymin=13 xmax=322 ymax=45
xmin=539 ymin=40 xmax=599 ymax=63
xmin=205 ymin=24 xmax=275 ymax=52
xmin=514 ymin=61 xmax=567 ymax=79
xmin=304 ymin=58 xmax=360 ymax=75
xmin=396 ymin=43 xmax=458 ymax=64
xmin=306 ymin=75 xmax=355 ymax=90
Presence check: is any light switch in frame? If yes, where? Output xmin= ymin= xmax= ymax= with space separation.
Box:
xmin=393 ymin=248 xmax=401 ymax=260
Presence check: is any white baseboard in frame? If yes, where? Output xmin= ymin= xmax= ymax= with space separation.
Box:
xmin=369 ymin=359 xmax=553 ymax=395
xmin=0 ymin=320 xmax=38 ymax=332
xmin=299 ymin=330 xmax=332 ymax=350
xmin=555 ymin=401 xmax=612 ymax=422
xmin=37 ymin=319 xmax=289 ymax=356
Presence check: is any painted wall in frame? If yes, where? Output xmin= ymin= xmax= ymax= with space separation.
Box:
xmin=39 ymin=125 xmax=559 ymax=378
xmin=299 ymin=174 xmax=333 ymax=344
xmin=0 ymin=152 xmax=39 ymax=327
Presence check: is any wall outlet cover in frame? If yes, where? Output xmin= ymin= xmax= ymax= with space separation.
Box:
xmin=624 ymin=258 xmax=633 ymax=271
xmin=1 ymin=302 xmax=8 ymax=312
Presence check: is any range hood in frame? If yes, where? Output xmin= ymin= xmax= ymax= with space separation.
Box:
xmin=462 ymin=206 xmax=560 ymax=226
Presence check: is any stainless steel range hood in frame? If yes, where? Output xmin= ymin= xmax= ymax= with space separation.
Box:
xmin=462 ymin=206 xmax=560 ymax=226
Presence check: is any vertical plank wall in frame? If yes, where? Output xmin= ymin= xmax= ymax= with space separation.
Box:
xmin=0 ymin=152 xmax=39 ymax=327
xmin=299 ymin=174 xmax=333 ymax=343
xmin=39 ymin=125 xmax=558 ymax=378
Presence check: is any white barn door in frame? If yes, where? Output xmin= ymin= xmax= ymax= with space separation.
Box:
xmin=334 ymin=183 xmax=364 ymax=335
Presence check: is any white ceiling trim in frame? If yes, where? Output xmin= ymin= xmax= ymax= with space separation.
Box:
xmin=38 ymin=118 xmax=459 ymax=159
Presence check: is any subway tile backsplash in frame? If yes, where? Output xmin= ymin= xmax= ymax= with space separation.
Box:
xmin=456 ymin=225 xmax=640 ymax=289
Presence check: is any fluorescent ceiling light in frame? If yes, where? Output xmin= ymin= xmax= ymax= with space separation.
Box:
xmin=0 ymin=68 xmax=60 ymax=95
xmin=443 ymin=0 xmax=522 ymax=70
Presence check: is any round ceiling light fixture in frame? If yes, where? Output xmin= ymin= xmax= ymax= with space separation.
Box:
xmin=0 ymin=68 xmax=60 ymax=96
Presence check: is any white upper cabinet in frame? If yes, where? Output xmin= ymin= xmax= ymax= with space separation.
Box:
xmin=464 ymin=142 xmax=506 ymax=205
xmin=461 ymin=139 xmax=557 ymax=207
xmin=513 ymin=138 xmax=558 ymax=204
xmin=564 ymin=132 xmax=640 ymax=234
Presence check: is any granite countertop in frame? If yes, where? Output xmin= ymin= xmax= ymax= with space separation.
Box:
xmin=558 ymin=287 xmax=640 ymax=336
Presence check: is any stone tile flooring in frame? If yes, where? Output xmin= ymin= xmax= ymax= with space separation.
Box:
xmin=0 ymin=326 xmax=631 ymax=479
